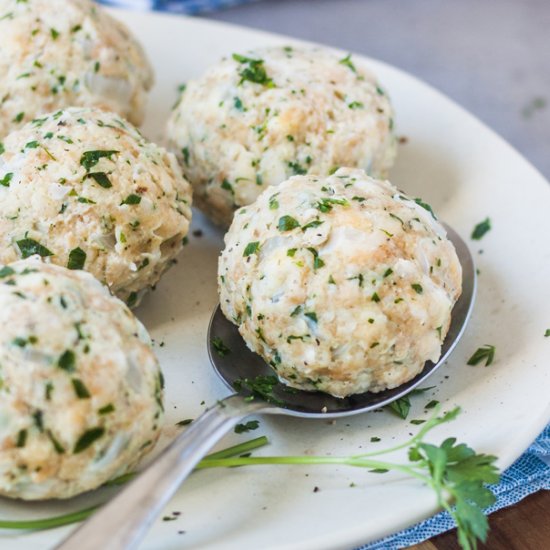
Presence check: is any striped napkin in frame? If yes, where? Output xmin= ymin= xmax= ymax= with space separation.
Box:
xmin=361 ymin=425 xmax=550 ymax=549
xmin=97 ymin=0 xmax=259 ymax=14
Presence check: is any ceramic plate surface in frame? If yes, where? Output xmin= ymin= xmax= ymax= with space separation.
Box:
xmin=1 ymin=9 xmax=549 ymax=550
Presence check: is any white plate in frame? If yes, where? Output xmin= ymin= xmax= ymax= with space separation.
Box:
xmin=2 ymin=9 xmax=550 ymax=550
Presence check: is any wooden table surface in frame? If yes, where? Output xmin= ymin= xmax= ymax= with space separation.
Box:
xmin=411 ymin=490 xmax=550 ymax=550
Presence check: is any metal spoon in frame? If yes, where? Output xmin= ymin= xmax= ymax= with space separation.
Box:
xmin=55 ymin=224 xmax=475 ymax=550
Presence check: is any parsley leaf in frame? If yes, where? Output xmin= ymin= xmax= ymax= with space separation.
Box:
xmin=0 ymin=173 xmax=13 ymax=187
xmin=232 ymin=54 xmax=275 ymax=87
xmin=73 ymin=427 xmax=105 ymax=454
xmin=16 ymin=239 xmax=54 ymax=259
xmin=243 ymin=241 xmax=260 ymax=257
xmin=88 ymin=172 xmax=112 ymax=189
xmin=212 ymin=337 xmax=231 ymax=357
xmin=278 ymin=215 xmax=300 ymax=232
xmin=233 ymin=375 xmax=284 ymax=406
xmin=339 ymin=54 xmax=356 ymax=73
xmin=471 ymin=218 xmax=491 ymax=240
xmin=121 ymin=194 xmax=141 ymax=206
xmin=234 ymin=420 xmax=260 ymax=434
xmin=413 ymin=197 xmax=437 ymax=219
xmin=67 ymin=247 xmax=86 ymax=270
xmin=80 ymin=150 xmax=118 ymax=172
xmin=467 ymin=345 xmax=495 ymax=367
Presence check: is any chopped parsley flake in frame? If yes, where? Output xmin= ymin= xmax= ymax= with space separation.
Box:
xmin=305 ymin=312 xmax=318 ymax=323
xmin=234 ymin=96 xmax=244 ymax=110
xmin=98 ymin=403 xmax=115 ymax=415
xmin=232 ymin=53 xmax=275 ymax=87
xmin=0 ymin=266 xmax=15 ymax=278
xmin=316 ymin=197 xmax=349 ymax=213
xmin=181 ymin=147 xmax=190 ymax=166
xmin=72 ymin=378 xmax=91 ymax=399
xmin=0 ymin=172 xmax=13 ymax=187
xmin=121 ymin=194 xmax=142 ymax=206
xmin=243 ymin=241 xmax=260 ymax=257
xmin=58 ymin=350 xmax=76 ymax=372
xmin=126 ymin=292 xmax=138 ymax=308
xmin=73 ymin=427 xmax=105 ymax=454
xmin=233 ymin=375 xmax=283 ymax=406
xmin=413 ymin=197 xmax=437 ymax=219
xmin=411 ymin=283 xmax=423 ymax=294
xmin=16 ymin=429 xmax=27 ymax=448
xmin=307 ymin=247 xmax=325 ymax=269
xmin=339 ymin=54 xmax=356 ymax=73
xmin=302 ymin=219 xmax=324 ymax=231
xmin=269 ymin=194 xmax=279 ymax=209
xmin=88 ymin=172 xmax=112 ymax=189
xmin=234 ymin=420 xmax=260 ymax=434
xmin=471 ymin=218 xmax=491 ymax=240
xmin=278 ymin=215 xmax=300 ymax=232
xmin=67 ymin=247 xmax=86 ymax=270
xmin=212 ymin=336 xmax=231 ymax=357
xmin=80 ymin=150 xmax=119 ymax=172
xmin=16 ymin=238 xmax=54 ymax=259
xmin=467 ymin=345 xmax=495 ymax=367
xmin=288 ymin=161 xmax=307 ymax=175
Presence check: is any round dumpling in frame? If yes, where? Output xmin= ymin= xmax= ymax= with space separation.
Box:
xmin=167 ymin=46 xmax=396 ymax=226
xmin=0 ymin=258 xmax=163 ymax=500
xmin=218 ymin=168 xmax=462 ymax=398
xmin=0 ymin=0 xmax=153 ymax=136
xmin=0 ymin=107 xmax=192 ymax=306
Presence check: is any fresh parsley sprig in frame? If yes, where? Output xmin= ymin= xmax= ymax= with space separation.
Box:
xmin=199 ymin=407 xmax=499 ymax=550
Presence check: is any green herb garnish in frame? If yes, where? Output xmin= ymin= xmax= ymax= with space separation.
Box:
xmin=411 ymin=283 xmax=423 ymax=294
xmin=471 ymin=218 xmax=491 ymax=240
xmin=67 ymin=247 xmax=86 ymax=270
xmin=58 ymin=350 xmax=76 ymax=372
xmin=72 ymin=379 xmax=91 ymax=399
xmin=73 ymin=428 xmax=105 ymax=454
xmin=243 ymin=241 xmax=260 ymax=257
xmin=212 ymin=337 xmax=231 ymax=357
xmin=339 ymin=54 xmax=356 ymax=73
xmin=302 ymin=220 xmax=324 ymax=231
xmin=234 ymin=420 xmax=260 ymax=434
xmin=413 ymin=197 xmax=437 ymax=219
xmin=121 ymin=194 xmax=141 ymax=206
xmin=233 ymin=375 xmax=283 ymax=406
xmin=16 ymin=239 xmax=54 ymax=259
xmin=467 ymin=345 xmax=495 ymax=367
xmin=232 ymin=54 xmax=275 ymax=87
xmin=278 ymin=215 xmax=300 ymax=232
xmin=88 ymin=172 xmax=112 ymax=189
xmin=80 ymin=150 xmax=118 ymax=172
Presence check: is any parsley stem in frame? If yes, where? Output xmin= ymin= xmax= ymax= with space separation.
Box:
xmin=0 ymin=506 xmax=99 ymax=530
xmin=196 ymin=456 xmax=431 ymax=484
xmin=352 ymin=408 xmax=450 ymax=459
xmin=0 ymin=436 xmax=270 ymax=530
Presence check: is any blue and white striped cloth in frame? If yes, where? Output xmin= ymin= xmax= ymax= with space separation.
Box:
xmin=361 ymin=425 xmax=550 ymax=549
xmin=98 ymin=0 xmax=258 ymax=15
xmin=98 ymin=1 xmax=550 ymax=546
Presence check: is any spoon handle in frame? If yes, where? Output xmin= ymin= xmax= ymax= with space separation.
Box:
xmin=55 ymin=394 xmax=266 ymax=550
